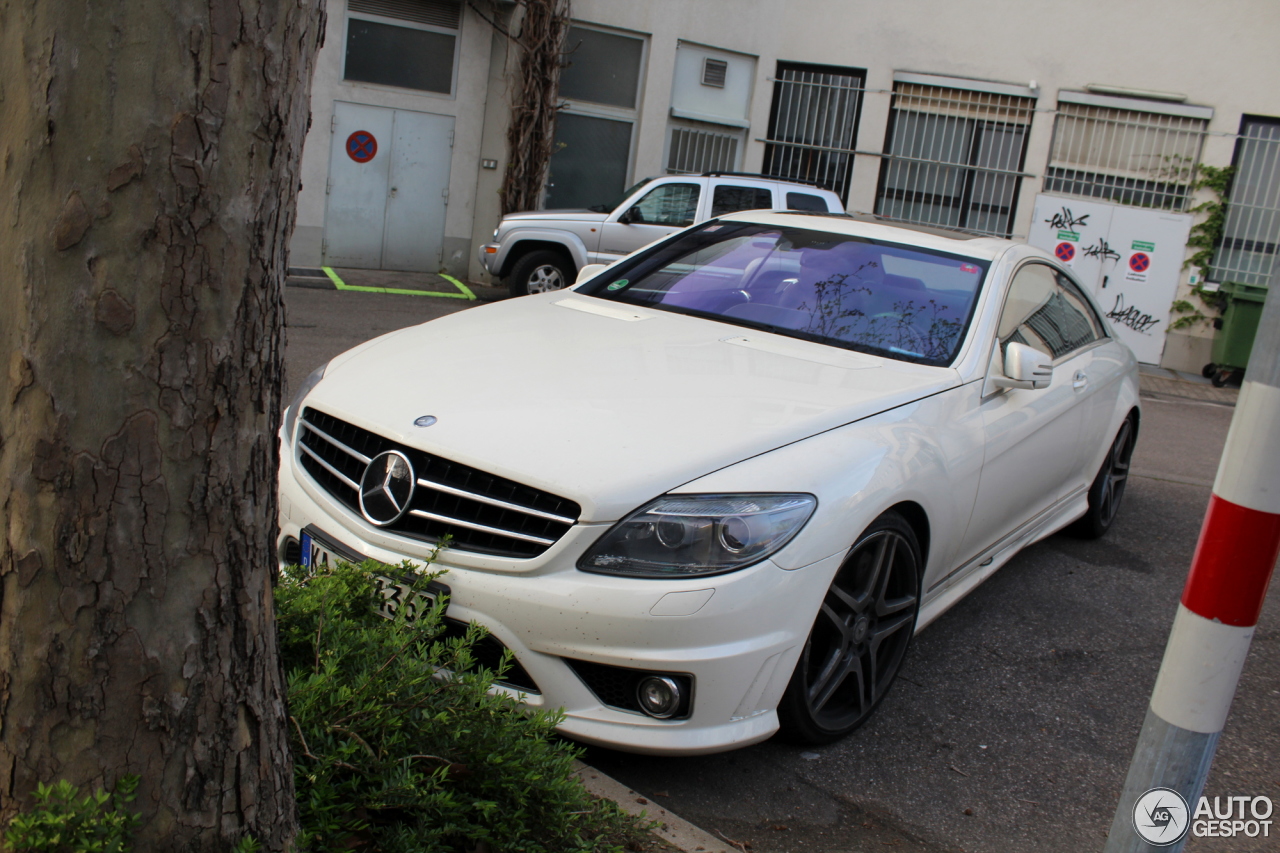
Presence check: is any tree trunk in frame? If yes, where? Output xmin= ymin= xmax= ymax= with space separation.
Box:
xmin=0 ymin=0 xmax=325 ymax=848
xmin=499 ymin=0 xmax=571 ymax=215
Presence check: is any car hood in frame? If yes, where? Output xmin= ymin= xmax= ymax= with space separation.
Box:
xmin=305 ymin=293 xmax=960 ymax=521
xmin=501 ymin=209 xmax=610 ymax=224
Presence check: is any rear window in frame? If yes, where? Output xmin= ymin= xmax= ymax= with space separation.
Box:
xmin=786 ymin=192 xmax=830 ymax=212
xmin=580 ymin=222 xmax=989 ymax=366
xmin=711 ymin=185 xmax=774 ymax=217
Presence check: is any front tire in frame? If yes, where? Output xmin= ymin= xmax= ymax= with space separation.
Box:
xmin=1071 ymin=415 xmax=1136 ymax=539
xmin=777 ymin=511 xmax=921 ymax=744
xmin=508 ymin=249 xmax=573 ymax=297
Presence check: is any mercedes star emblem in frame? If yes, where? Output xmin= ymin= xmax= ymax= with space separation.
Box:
xmin=358 ymin=450 xmax=415 ymax=526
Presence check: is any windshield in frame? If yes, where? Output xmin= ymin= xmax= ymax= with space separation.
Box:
xmin=579 ymin=222 xmax=989 ymax=366
xmin=587 ymin=177 xmax=654 ymax=213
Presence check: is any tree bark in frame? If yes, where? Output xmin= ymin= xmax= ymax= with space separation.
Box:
xmin=0 ymin=0 xmax=325 ymax=848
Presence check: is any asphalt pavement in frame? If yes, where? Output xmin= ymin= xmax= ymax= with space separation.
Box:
xmin=283 ymin=271 xmax=1276 ymax=853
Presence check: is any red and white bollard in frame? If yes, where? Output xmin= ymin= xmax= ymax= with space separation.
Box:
xmin=1105 ymin=280 xmax=1280 ymax=851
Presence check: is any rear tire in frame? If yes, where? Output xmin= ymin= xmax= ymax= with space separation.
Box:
xmin=777 ymin=511 xmax=921 ymax=745
xmin=1070 ymin=415 xmax=1136 ymax=539
xmin=508 ymin=250 xmax=573 ymax=297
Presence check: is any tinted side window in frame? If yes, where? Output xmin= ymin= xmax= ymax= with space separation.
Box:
xmin=999 ymin=264 xmax=1099 ymax=359
xmin=786 ymin=191 xmax=829 ymax=211
xmin=711 ymin=185 xmax=774 ymax=217
xmin=632 ymin=184 xmax=701 ymax=226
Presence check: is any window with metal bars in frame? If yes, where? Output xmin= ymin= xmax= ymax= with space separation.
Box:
xmin=1211 ymin=116 xmax=1280 ymax=286
xmin=874 ymin=82 xmax=1035 ymax=238
xmin=666 ymin=123 xmax=741 ymax=174
xmin=1044 ymin=101 xmax=1208 ymax=211
xmin=762 ymin=62 xmax=865 ymax=203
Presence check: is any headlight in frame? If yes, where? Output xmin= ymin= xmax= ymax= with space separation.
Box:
xmin=283 ymin=361 xmax=328 ymax=445
xmin=578 ymin=494 xmax=817 ymax=578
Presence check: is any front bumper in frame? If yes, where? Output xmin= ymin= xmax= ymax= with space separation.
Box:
xmin=277 ymin=431 xmax=836 ymax=755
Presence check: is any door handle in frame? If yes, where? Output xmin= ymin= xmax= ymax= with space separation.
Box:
xmin=1073 ymin=370 xmax=1088 ymax=390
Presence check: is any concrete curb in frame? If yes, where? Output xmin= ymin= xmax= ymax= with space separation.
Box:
xmin=572 ymin=760 xmax=734 ymax=853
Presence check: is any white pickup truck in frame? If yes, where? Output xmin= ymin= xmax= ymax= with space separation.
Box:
xmin=478 ymin=172 xmax=844 ymax=297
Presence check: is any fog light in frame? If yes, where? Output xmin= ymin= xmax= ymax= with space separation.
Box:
xmin=636 ymin=676 xmax=682 ymax=719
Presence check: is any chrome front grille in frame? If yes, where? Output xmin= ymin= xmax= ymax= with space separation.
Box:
xmin=297 ymin=408 xmax=581 ymax=558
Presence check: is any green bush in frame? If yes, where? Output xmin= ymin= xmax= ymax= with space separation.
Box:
xmin=2 ymin=776 xmax=141 ymax=853
xmin=276 ymin=560 xmax=649 ymax=853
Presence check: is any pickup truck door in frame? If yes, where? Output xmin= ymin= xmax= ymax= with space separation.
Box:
xmin=597 ymin=182 xmax=701 ymax=263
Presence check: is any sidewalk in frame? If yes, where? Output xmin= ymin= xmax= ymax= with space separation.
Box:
xmin=1138 ymin=363 xmax=1239 ymax=406
xmin=287 ymin=266 xmax=508 ymax=302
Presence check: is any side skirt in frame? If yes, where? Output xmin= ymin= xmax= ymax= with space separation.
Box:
xmin=915 ymin=487 xmax=1089 ymax=633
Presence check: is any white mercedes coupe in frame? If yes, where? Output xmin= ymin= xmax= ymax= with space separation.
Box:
xmin=277 ymin=211 xmax=1140 ymax=755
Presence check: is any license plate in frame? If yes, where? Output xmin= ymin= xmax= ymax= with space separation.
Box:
xmin=300 ymin=525 xmax=448 ymax=623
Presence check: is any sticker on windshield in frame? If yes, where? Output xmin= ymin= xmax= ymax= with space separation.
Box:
xmin=960 ymin=263 xmax=980 ymax=274
xmin=607 ymin=279 xmax=629 ymax=291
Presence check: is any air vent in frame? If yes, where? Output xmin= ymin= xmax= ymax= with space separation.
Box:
xmin=702 ymin=58 xmax=728 ymax=88
xmin=348 ymin=0 xmax=461 ymax=29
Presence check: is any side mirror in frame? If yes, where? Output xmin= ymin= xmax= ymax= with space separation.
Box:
xmin=575 ymin=263 xmax=607 ymax=285
xmin=619 ymin=205 xmax=643 ymax=225
xmin=993 ymin=341 xmax=1053 ymax=390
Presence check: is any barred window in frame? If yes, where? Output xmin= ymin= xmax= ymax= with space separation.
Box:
xmin=1211 ymin=117 xmax=1280 ymax=286
xmin=666 ymin=123 xmax=741 ymax=174
xmin=1045 ymin=101 xmax=1208 ymax=211
xmin=875 ymin=81 xmax=1036 ymax=238
xmin=762 ymin=62 xmax=865 ymax=203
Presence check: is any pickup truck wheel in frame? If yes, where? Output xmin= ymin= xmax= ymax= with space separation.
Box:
xmin=509 ymin=250 xmax=573 ymax=297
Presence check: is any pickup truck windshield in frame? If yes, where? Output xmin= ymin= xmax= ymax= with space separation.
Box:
xmin=580 ymin=221 xmax=989 ymax=367
xmin=586 ymin=177 xmax=654 ymax=213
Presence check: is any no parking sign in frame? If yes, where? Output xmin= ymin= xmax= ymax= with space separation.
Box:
xmin=1055 ymin=241 xmax=1076 ymax=263
xmin=1126 ymin=250 xmax=1151 ymax=282
xmin=346 ymin=130 xmax=378 ymax=163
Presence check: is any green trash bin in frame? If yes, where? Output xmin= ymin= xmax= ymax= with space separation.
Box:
xmin=1207 ymin=281 xmax=1269 ymax=386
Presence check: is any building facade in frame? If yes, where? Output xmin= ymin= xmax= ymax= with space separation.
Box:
xmin=291 ymin=0 xmax=1280 ymax=373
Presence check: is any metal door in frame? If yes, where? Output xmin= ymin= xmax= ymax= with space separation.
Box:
xmin=1027 ymin=194 xmax=1116 ymax=294
xmin=1100 ymin=206 xmax=1193 ymax=365
xmin=1027 ymin=193 xmax=1193 ymax=365
xmin=324 ymin=102 xmax=453 ymax=272
xmin=325 ymin=102 xmax=393 ymax=268
xmin=383 ymin=109 xmax=454 ymax=271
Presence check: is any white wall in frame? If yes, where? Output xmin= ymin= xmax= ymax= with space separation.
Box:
xmin=291 ymin=1 xmax=496 ymax=276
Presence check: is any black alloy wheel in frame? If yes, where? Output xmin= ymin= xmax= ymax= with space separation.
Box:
xmin=777 ymin=511 xmax=921 ymax=744
xmin=1072 ymin=415 xmax=1137 ymax=539
xmin=508 ymin=249 xmax=573 ymax=297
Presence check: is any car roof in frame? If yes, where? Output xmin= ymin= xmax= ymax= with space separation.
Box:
xmin=717 ymin=210 xmax=1015 ymax=261
xmin=646 ymin=172 xmax=840 ymax=196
